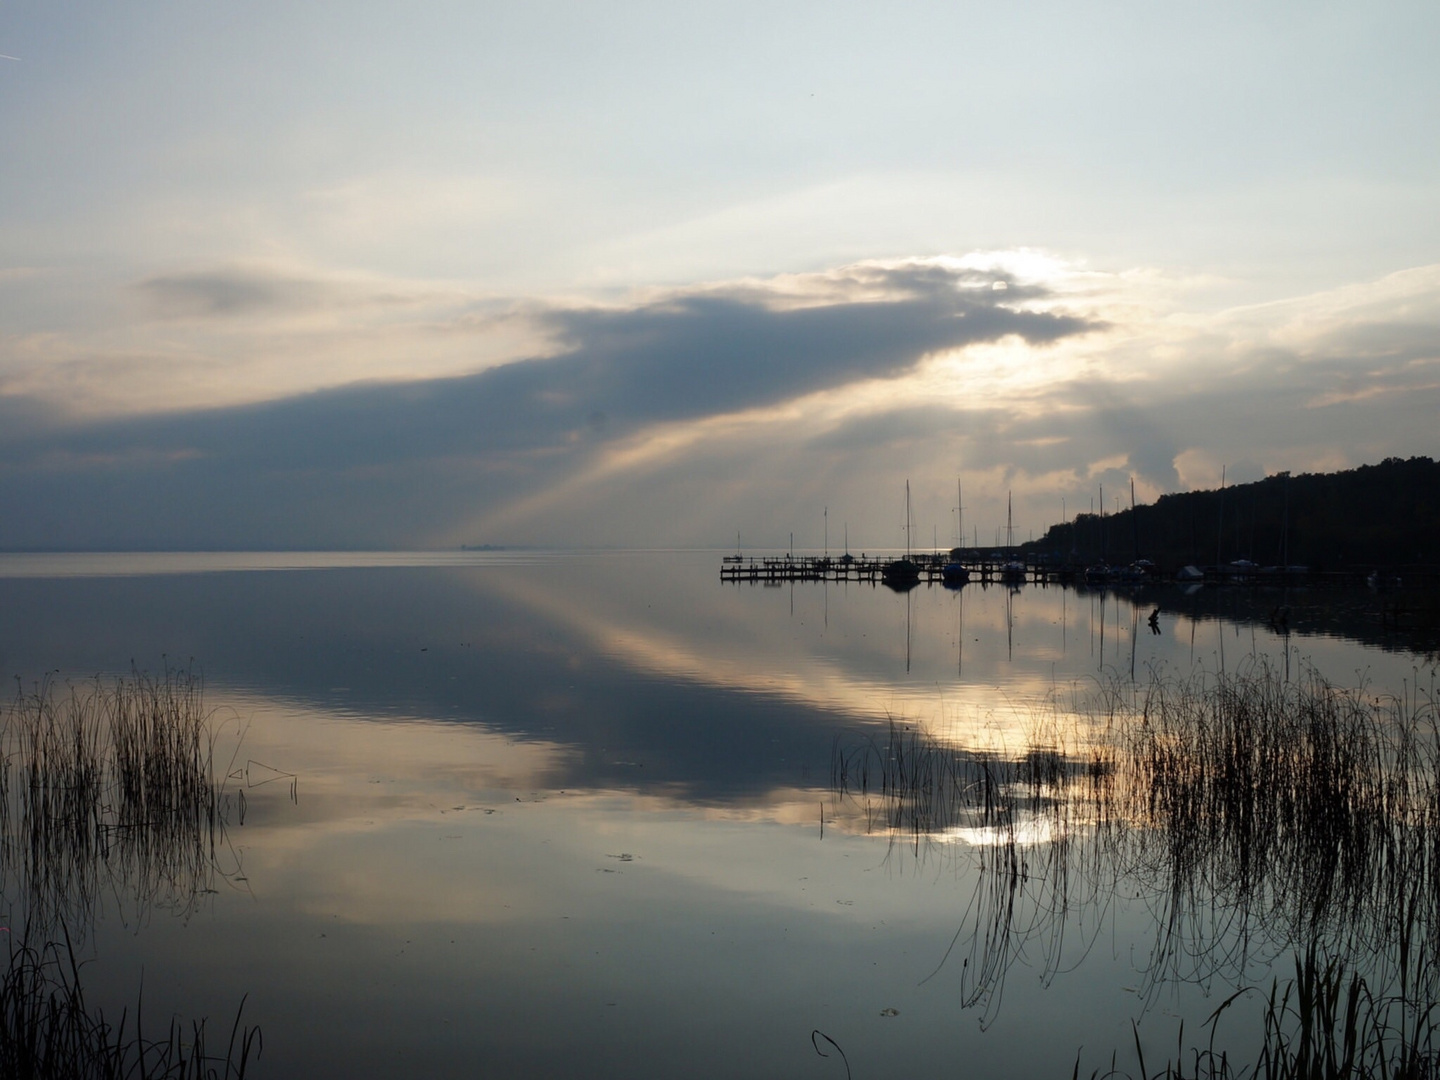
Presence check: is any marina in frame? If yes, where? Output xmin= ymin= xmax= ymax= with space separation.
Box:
xmin=719 ymin=552 xmax=1039 ymax=585
xmin=721 ymin=552 xmax=1440 ymax=589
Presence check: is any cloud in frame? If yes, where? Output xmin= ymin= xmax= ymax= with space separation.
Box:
xmin=2 ymin=257 xmax=1438 ymax=551
xmin=0 ymin=260 xmax=1094 ymax=548
xmin=533 ymin=272 xmax=1083 ymax=425
xmin=0 ymin=394 xmax=66 ymax=444
xmin=135 ymin=268 xmax=332 ymax=318
xmin=5 ymin=262 xmax=1089 ymax=471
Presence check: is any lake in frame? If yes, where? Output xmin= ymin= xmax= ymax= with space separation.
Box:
xmin=0 ymin=550 xmax=1435 ymax=1078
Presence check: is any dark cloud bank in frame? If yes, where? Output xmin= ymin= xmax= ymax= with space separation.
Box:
xmin=0 ymin=266 xmax=1090 ymax=550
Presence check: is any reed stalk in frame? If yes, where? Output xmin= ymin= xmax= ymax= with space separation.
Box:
xmin=0 ymin=933 xmax=260 ymax=1079
xmin=0 ymin=669 xmax=261 ymax=1077
xmin=832 ymin=658 xmax=1440 ymax=1055
xmin=0 ymin=668 xmax=237 ymax=937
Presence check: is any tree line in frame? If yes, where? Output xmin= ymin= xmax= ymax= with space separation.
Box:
xmin=1022 ymin=456 xmax=1440 ymax=570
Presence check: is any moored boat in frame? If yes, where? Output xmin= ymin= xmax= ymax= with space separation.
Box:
xmin=882 ymin=557 xmax=921 ymax=585
xmin=884 ymin=479 xmax=923 ymax=589
xmin=941 ymin=561 xmax=970 ymax=586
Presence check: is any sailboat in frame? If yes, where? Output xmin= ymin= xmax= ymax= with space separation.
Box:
xmin=999 ymin=490 xmax=1025 ymax=583
xmin=942 ymin=478 xmax=969 ymax=585
xmin=881 ymin=481 xmax=921 ymax=589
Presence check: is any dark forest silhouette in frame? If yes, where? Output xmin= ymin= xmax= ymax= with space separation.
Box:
xmin=1024 ymin=456 xmax=1440 ymax=570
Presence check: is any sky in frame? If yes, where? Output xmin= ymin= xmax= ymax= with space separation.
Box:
xmin=1 ymin=1 xmax=1438 ymax=551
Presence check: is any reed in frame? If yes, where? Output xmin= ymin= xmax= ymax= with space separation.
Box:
xmin=831 ymin=658 xmax=1440 ymax=1043
xmin=829 ymin=714 xmax=1115 ymax=848
xmin=1118 ymin=661 xmax=1440 ymax=1001
xmin=0 ymin=671 xmax=261 ymax=1077
xmin=0 ymin=668 xmax=238 ymax=936
xmin=1077 ymin=946 xmax=1438 ymax=1079
xmin=832 ymin=707 xmax=1123 ymax=1025
xmin=0 ymin=933 xmax=260 ymax=1079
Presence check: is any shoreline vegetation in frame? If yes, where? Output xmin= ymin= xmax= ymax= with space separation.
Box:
xmin=0 ymin=670 xmax=261 ymax=1078
xmin=1022 ymin=456 xmax=1440 ymax=573
xmin=0 ymin=935 xmax=260 ymax=1080
xmin=832 ymin=658 xmax=1440 ymax=1077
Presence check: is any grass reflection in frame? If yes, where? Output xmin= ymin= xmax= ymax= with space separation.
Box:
xmin=832 ymin=658 xmax=1440 ymax=1052
xmin=0 ymin=669 xmax=248 ymax=936
xmin=0 ymin=935 xmax=261 ymax=1079
xmin=0 ymin=670 xmax=263 ymax=1077
xmin=1082 ymin=945 xmax=1439 ymax=1079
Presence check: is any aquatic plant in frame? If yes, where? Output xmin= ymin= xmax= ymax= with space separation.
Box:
xmin=0 ymin=933 xmax=260 ymax=1079
xmin=1118 ymin=661 xmax=1440 ymax=1002
xmin=1077 ymin=946 xmax=1437 ymax=1079
xmin=0 ymin=668 xmax=243 ymax=936
xmin=0 ymin=670 xmax=264 ymax=1077
xmin=832 ymin=706 xmax=1123 ymax=1024
xmin=831 ymin=658 xmax=1440 ymax=1035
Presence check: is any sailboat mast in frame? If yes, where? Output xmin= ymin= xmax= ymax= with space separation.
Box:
xmin=1282 ymin=474 xmax=1289 ymax=567
xmin=1131 ymin=477 xmax=1139 ymax=560
xmin=1217 ymin=465 xmax=1226 ymax=566
xmin=905 ymin=480 xmax=912 ymax=559
xmin=958 ymin=479 xmax=964 ymax=553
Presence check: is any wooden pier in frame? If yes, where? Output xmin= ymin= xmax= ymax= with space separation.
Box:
xmin=720 ymin=554 xmax=1440 ymax=590
xmin=719 ymin=553 xmax=1049 ymax=586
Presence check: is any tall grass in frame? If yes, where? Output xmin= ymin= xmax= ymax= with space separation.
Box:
xmin=1118 ymin=662 xmax=1440 ymax=1004
xmin=0 ymin=670 xmax=262 ymax=1077
xmin=0 ymin=669 xmax=239 ymax=936
xmin=832 ymin=710 xmax=1123 ymax=1024
xmin=0 ymin=934 xmax=260 ymax=1080
xmin=1077 ymin=947 xmax=1438 ymax=1079
xmin=831 ymin=658 xmax=1440 ymax=1046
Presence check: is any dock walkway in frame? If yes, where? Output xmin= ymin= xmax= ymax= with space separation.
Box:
xmin=719 ymin=554 xmax=1044 ymax=585
xmin=720 ymin=555 xmax=1440 ymax=590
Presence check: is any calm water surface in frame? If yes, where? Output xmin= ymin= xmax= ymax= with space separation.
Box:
xmin=0 ymin=550 xmax=1434 ymax=1078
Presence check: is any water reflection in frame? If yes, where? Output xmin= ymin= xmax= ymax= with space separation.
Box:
xmin=0 ymin=669 xmax=254 ymax=938
xmin=1087 ymin=580 xmax=1440 ymax=663
xmin=0 ymin=551 xmax=1436 ymax=1077
xmin=831 ymin=658 xmax=1440 ymax=1031
xmin=0 ymin=669 xmax=267 ymax=1077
